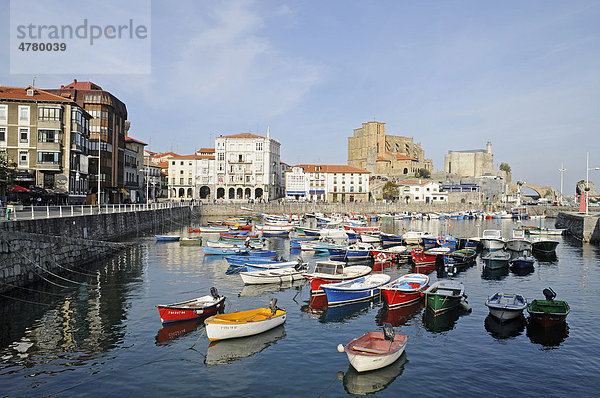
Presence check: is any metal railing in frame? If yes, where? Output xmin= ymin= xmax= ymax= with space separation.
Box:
xmin=2 ymin=201 xmax=197 ymax=221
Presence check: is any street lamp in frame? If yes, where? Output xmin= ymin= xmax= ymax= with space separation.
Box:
xmin=585 ymin=152 xmax=600 ymax=215
xmin=558 ymin=164 xmax=566 ymax=206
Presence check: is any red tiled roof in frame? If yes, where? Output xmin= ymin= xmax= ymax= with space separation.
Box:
xmin=171 ymin=154 xmax=215 ymax=160
xmin=0 ymin=86 xmax=74 ymax=102
xmin=198 ymin=147 xmax=215 ymax=153
xmin=376 ymin=157 xmax=391 ymax=162
xmin=290 ymin=164 xmax=370 ymax=174
xmin=125 ymin=137 xmax=148 ymax=145
xmin=155 ymin=152 xmax=179 ymax=158
xmin=61 ymin=79 xmax=103 ymax=90
xmin=157 ymin=161 xmax=169 ymax=169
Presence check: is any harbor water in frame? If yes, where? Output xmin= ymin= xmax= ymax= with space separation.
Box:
xmin=1 ymin=217 xmax=599 ymax=397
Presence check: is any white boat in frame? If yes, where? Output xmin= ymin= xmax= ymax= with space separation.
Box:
xmin=204 ymin=299 xmax=286 ymax=341
xmin=256 ymin=224 xmax=294 ymax=233
xmin=504 ymin=229 xmax=532 ymax=253
xmin=359 ymin=232 xmax=382 ymax=244
xmin=244 ymin=260 xmax=306 ymax=271
xmin=240 ymin=265 xmax=308 ymax=285
xmin=338 ymin=324 xmax=408 ymax=372
xmin=527 ymin=228 xmax=566 ymax=236
xmin=305 ymin=262 xmax=372 ymax=295
xmin=319 ymin=227 xmax=348 ymax=239
xmin=480 ymin=230 xmax=504 ymax=252
xmin=195 ymin=226 xmax=229 ymax=233
xmin=485 ymin=292 xmax=527 ymax=321
xmin=402 ymin=231 xmax=433 ymax=245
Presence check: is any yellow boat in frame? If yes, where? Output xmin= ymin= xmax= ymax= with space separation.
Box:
xmin=204 ymin=299 xmax=286 ymax=341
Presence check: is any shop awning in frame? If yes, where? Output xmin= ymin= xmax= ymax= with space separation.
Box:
xmin=121 ymin=188 xmax=130 ymax=196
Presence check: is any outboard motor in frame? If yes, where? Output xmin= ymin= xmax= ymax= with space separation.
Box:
xmin=210 ymin=287 xmax=219 ymax=299
xmin=382 ymin=322 xmax=395 ymax=341
xmin=543 ymin=287 xmax=556 ymax=301
xmin=269 ymin=298 xmax=279 ymax=315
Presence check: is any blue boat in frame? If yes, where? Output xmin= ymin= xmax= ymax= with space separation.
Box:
xmin=380 ymin=233 xmax=403 ymax=248
xmin=156 ymin=235 xmax=180 ymax=242
xmin=203 ymin=246 xmax=250 ymax=256
xmin=509 ymin=254 xmax=535 ymax=270
xmin=321 ymin=274 xmax=391 ymax=306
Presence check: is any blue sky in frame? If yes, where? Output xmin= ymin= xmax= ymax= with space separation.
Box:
xmin=1 ymin=0 xmax=599 ymax=195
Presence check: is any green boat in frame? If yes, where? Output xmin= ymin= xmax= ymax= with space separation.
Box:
xmin=423 ymin=281 xmax=465 ymax=314
xmin=527 ymin=288 xmax=570 ymax=327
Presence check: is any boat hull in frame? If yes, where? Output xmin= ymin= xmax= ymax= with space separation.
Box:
xmin=204 ymin=308 xmax=286 ymax=341
xmin=344 ymin=332 xmax=408 ymax=372
xmin=527 ymin=300 xmax=569 ymax=327
xmin=322 ymin=275 xmax=391 ymax=306
xmin=423 ymin=282 xmax=464 ymax=314
xmin=380 ymin=274 xmax=429 ymax=308
xmin=240 ymin=268 xmax=307 ymax=285
xmin=157 ymin=295 xmax=225 ymax=324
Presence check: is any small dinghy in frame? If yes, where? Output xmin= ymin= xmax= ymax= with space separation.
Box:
xmin=240 ymin=263 xmax=308 ymax=285
xmin=204 ymin=299 xmax=286 ymax=341
xmin=337 ymin=323 xmax=408 ymax=372
xmin=321 ymin=274 xmax=391 ymax=306
xmin=485 ymin=292 xmax=527 ymax=322
xmin=156 ymin=287 xmax=225 ymax=324
xmin=381 ymin=273 xmax=429 ymax=308
xmin=527 ymin=288 xmax=570 ymax=327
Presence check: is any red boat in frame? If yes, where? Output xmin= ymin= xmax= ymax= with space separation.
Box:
xmin=343 ymin=225 xmax=380 ymax=232
xmin=411 ymin=247 xmax=450 ymax=266
xmin=155 ymin=318 xmax=203 ymax=345
xmin=156 ymin=288 xmax=225 ymax=324
xmin=304 ymin=261 xmax=371 ymax=296
xmin=381 ymin=273 xmax=430 ymax=308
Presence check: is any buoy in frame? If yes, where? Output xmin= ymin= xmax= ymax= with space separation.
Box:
xmin=337 ymin=344 xmax=345 ymax=352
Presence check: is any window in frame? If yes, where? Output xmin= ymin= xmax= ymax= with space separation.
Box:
xmin=217 ymin=153 xmax=224 ymax=161
xmin=256 ymin=142 xmax=263 ymax=151
xmin=18 ymin=151 xmax=28 ymax=167
xmin=0 ymin=127 xmax=5 ymax=143
xmin=18 ymin=106 xmax=30 ymax=125
xmin=38 ymin=129 xmax=60 ymax=143
xmin=38 ymin=107 xmax=62 ymax=121
xmin=19 ymin=128 xmax=29 ymax=144
xmin=179 ymin=178 xmax=184 ymax=184
xmin=0 ymin=105 xmax=7 ymax=124
xmin=188 ymin=178 xmax=192 ymax=185
xmin=37 ymin=152 xmax=60 ymax=164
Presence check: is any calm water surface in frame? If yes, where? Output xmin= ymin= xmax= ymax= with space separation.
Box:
xmin=1 ymin=218 xmax=599 ymax=397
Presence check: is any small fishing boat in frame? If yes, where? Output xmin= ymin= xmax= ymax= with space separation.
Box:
xmin=527 ymin=227 xmax=566 ymax=236
xmin=481 ymin=250 xmax=511 ymax=270
xmin=485 ymin=292 xmax=527 ymax=321
xmin=381 ymin=273 xmax=429 ymax=308
xmin=505 ymin=229 xmax=532 ymax=253
xmin=156 ymin=288 xmax=225 ymax=324
xmin=380 ymin=233 xmax=404 ymax=247
xmin=509 ymin=254 xmax=535 ymax=270
xmin=371 ymin=246 xmax=408 ymax=262
xmin=321 ymin=274 xmax=391 ymax=305
xmin=194 ymin=226 xmax=229 ymax=233
xmin=411 ymin=247 xmax=451 ymax=266
xmin=442 ymin=249 xmax=476 ymax=273
xmin=531 ymin=238 xmax=560 ymax=255
xmin=527 ymin=288 xmax=570 ymax=327
xmin=256 ymin=224 xmax=294 ymax=236
xmin=239 ymin=264 xmax=308 ymax=285
xmin=179 ymin=237 xmax=203 ymax=246
xmin=304 ymin=261 xmax=372 ymax=296
xmin=480 ymin=230 xmax=504 ymax=252
xmin=204 ymin=299 xmax=286 ymax=341
xmin=402 ymin=231 xmax=433 ymax=245
xmin=244 ymin=260 xmax=306 ymax=272
xmin=337 ymin=323 xmax=408 ymax=372
xmin=203 ymin=246 xmax=250 ymax=256
xmin=423 ymin=281 xmax=466 ymax=314
xmin=155 ymin=235 xmax=180 ymax=242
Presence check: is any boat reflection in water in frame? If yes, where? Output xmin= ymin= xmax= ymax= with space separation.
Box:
xmin=323 ymin=299 xmax=381 ymax=324
xmin=376 ymin=301 xmax=423 ymax=327
xmin=423 ymin=307 xmax=461 ymax=333
xmin=155 ymin=319 xmax=204 ymax=346
xmin=526 ymin=321 xmax=569 ymax=348
xmin=482 ymin=266 xmax=509 ymax=280
xmin=484 ymin=315 xmax=526 ymax=340
xmin=204 ymin=324 xmax=286 ymax=366
xmin=239 ymin=279 xmax=306 ymax=297
xmin=412 ymin=263 xmax=436 ymax=275
xmin=533 ymin=251 xmax=558 ymax=263
xmin=340 ymin=352 xmax=408 ymax=396
xmin=372 ymin=261 xmax=393 ymax=272
xmin=510 ymin=265 xmax=534 ymax=277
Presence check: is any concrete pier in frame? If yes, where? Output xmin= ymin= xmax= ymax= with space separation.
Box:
xmin=555 ymin=212 xmax=600 ymax=243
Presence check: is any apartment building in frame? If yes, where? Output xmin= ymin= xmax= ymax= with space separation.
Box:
xmin=0 ymin=85 xmax=91 ymax=203
xmin=124 ymin=136 xmax=147 ymax=203
xmin=46 ymin=79 xmax=128 ymax=203
xmin=285 ymin=164 xmax=370 ymax=202
xmin=168 ymin=153 xmax=215 ymax=201
xmin=215 ymin=132 xmax=282 ymax=201
xmin=397 ymin=179 xmax=448 ymax=204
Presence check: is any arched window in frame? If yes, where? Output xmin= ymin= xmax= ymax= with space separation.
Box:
xmin=178 ymin=188 xmax=185 ymax=197
xmin=228 ymin=188 xmax=235 ymax=199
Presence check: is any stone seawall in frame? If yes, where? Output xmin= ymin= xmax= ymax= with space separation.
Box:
xmin=555 ymin=212 xmax=600 ymax=243
xmin=0 ymin=231 xmax=126 ymax=294
xmin=0 ymin=206 xmax=193 ymax=293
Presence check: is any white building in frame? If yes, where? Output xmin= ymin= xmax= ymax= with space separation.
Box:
xmin=285 ymin=164 xmax=370 ymax=202
xmin=168 ymin=153 xmax=215 ymax=201
xmin=215 ymin=132 xmax=282 ymax=202
xmin=397 ymin=179 xmax=448 ymax=204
